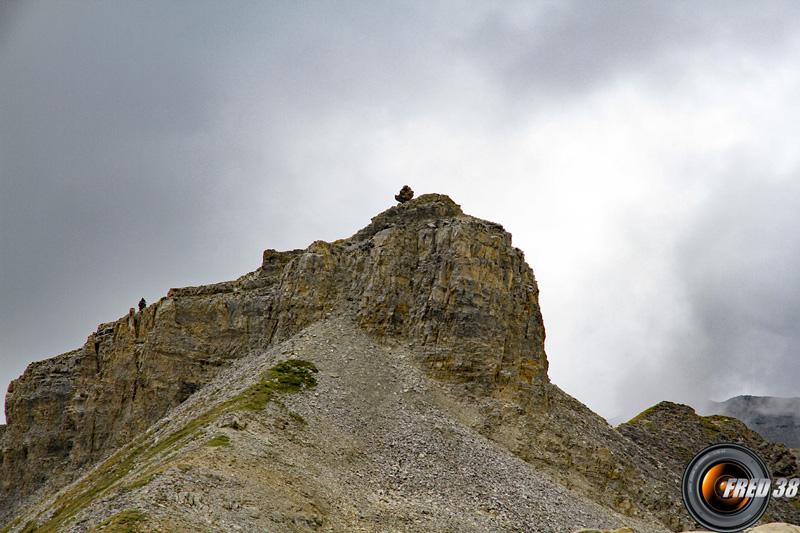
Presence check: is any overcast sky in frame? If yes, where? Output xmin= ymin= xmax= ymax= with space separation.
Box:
xmin=2 ymin=1 xmax=800 ymax=425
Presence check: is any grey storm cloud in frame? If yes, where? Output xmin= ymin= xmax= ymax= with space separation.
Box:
xmin=466 ymin=1 xmax=800 ymax=97
xmin=609 ymin=171 xmax=800 ymax=418
xmin=677 ymin=176 xmax=800 ymax=395
xmin=2 ymin=1 xmax=800 ymax=424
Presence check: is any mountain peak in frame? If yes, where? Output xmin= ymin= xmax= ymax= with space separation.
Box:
xmin=350 ymin=192 xmax=465 ymax=241
xmin=0 ymin=194 xmax=547 ymax=522
xmin=2 ymin=195 xmax=798 ymax=532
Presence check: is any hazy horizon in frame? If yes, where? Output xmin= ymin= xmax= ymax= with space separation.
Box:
xmin=3 ymin=1 xmax=800 ymax=425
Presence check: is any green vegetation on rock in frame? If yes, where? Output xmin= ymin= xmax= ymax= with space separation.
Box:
xmin=19 ymin=360 xmax=317 ymax=532
xmin=207 ymin=434 xmax=231 ymax=447
xmin=230 ymin=359 xmax=318 ymax=411
xmin=120 ymin=472 xmax=157 ymax=493
xmin=89 ymin=510 xmax=146 ymax=532
xmin=625 ymin=402 xmax=670 ymax=424
xmin=19 ymin=522 xmax=38 ymax=533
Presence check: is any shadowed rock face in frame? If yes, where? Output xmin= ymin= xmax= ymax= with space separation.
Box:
xmin=619 ymin=401 xmax=800 ymax=525
xmin=0 ymin=194 xmax=548 ymax=519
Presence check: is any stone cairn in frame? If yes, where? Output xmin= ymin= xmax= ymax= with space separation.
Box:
xmin=395 ymin=185 xmax=414 ymax=203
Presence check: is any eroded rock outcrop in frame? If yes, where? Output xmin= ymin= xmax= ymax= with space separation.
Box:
xmin=619 ymin=401 xmax=800 ymax=525
xmin=1 ymin=194 xmax=547 ymax=521
xmin=3 ymin=193 xmax=792 ymax=532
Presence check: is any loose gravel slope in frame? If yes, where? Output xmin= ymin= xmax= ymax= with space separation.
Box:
xmin=7 ymin=317 xmax=668 ymax=533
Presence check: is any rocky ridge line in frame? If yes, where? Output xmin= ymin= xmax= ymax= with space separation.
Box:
xmin=1 ymin=194 xmax=546 ymax=522
xmin=619 ymin=401 xmax=800 ymax=525
xmin=2 ymin=193 xmax=797 ymax=532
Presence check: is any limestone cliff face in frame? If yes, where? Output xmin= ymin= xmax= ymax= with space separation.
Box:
xmin=0 ymin=194 xmax=547 ymax=519
xmin=11 ymin=193 xmax=783 ymax=532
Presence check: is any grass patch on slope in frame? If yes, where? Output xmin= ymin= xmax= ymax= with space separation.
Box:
xmin=24 ymin=359 xmax=317 ymax=533
xmin=119 ymin=471 xmax=157 ymax=493
xmin=230 ymin=359 xmax=318 ymax=411
xmin=625 ymin=404 xmax=662 ymax=424
xmin=19 ymin=522 xmax=38 ymax=533
xmin=88 ymin=510 xmax=146 ymax=532
xmin=207 ymin=434 xmax=231 ymax=447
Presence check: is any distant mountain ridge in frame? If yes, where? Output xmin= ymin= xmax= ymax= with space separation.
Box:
xmin=705 ymin=395 xmax=800 ymax=448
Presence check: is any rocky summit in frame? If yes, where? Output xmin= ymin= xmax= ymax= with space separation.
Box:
xmin=0 ymin=194 xmax=797 ymax=532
